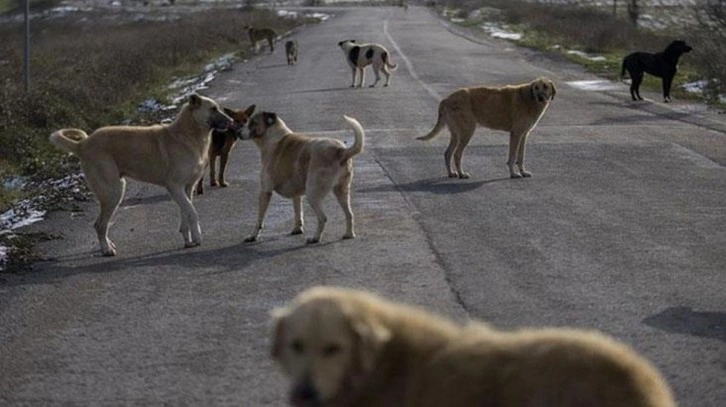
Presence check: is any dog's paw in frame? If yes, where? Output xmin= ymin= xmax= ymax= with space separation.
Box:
xmin=220 ymin=181 xmax=228 ymax=187
xmin=306 ymin=237 xmax=320 ymax=244
xmin=184 ymin=241 xmax=201 ymax=248
xmin=510 ymin=173 xmax=523 ymax=179
xmin=458 ymin=172 xmax=471 ymax=179
xmin=210 ymin=180 xmax=218 ymax=187
xmin=448 ymin=173 xmax=459 ymax=178
xmin=520 ymin=171 xmax=532 ymax=178
xmin=290 ymin=227 xmax=304 ymax=235
xmin=342 ymin=233 xmax=355 ymax=240
xmin=244 ymin=236 xmax=259 ymax=243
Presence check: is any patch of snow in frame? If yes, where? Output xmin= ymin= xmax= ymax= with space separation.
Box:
xmin=566 ymin=80 xmax=621 ymax=91
xmin=450 ymin=18 xmax=465 ymax=23
xmin=566 ymin=50 xmax=607 ymax=62
xmin=481 ymin=23 xmax=522 ymax=40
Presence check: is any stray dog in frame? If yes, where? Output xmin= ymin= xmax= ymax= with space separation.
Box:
xmin=244 ymin=25 xmax=276 ymax=52
xmin=272 ymin=286 xmax=676 ymax=407
xmin=196 ymin=104 xmax=256 ymax=194
xmin=338 ymin=40 xmax=398 ymax=88
xmin=49 ymin=94 xmax=233 ymax=256
xmin=285 ymin=40 xmax=298 ymax=65
xmin=418 ymin=77 xmax=556 ymax=179
xmin=239 ymin=112 xmax=364 ymax=244
xmin=621 ymin=40 xmax=692 ymax=102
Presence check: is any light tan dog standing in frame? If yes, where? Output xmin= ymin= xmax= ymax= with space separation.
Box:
xmin=49 ymin=94 xmax=233 ymax=256
xmin=271 ymin=286 xmax=676 ymax=407
xmin=239 ymin=113 xmax=364 ymax=244
xmin=418 ymin=77 xmax=556 ymax=179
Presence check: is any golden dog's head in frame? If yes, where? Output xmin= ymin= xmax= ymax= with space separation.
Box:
xmin=239 ymin=111 xmax=279 ymax=140
xmin=271 ymin=287 xmax=391 ymax=407
xmin=530 ymin=77 xmax=557 ymax=103
xmin=186 ymin=93 xmax=235 ymax=131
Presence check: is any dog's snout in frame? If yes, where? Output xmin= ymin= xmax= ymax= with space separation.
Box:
xmin=291 ymin=379 xmax=319 ymax=406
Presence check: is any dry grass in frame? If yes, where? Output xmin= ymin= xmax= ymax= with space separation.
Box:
xmin=0 ymin=7 xmax=304 ymax=211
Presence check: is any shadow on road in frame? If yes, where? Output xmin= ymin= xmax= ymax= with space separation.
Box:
xmin=358 ymin=176 xmax=509 ymax=195
xmin=4 ymin=241 xmax=308 ymax=287
xmin=291 ymin=86 xmax=353 ymax=94
xmin=643 ymin=306 xmax=726 ymax=343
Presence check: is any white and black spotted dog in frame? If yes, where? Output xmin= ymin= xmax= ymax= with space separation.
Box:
xmin=338 ymin=40 xmax=398 ymax=88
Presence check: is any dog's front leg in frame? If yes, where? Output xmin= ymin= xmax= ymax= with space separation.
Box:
xmin=358 ymin=67 xmax=366 ymax=88
xmin=507 ymin=131 xmax=524 ymax=178
xmin=245 ymin=190 xmax=273 ymax=242
xmin=291 ymin=196 xmax=304 ymax=235
xmin=168 ymin=185 xmax=202 ymax=247
xmin=516 ymin=131 xmax=532 ymax=178
xmin=218 ymin=152 xmax=230 ymax=187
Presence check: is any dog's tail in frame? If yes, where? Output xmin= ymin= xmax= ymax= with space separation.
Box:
xmin=341 ymin=115 xmax=365 ymax=163
xmin=49 ymin=128 xmax=88 ymax=155
xmin=417 ymin=102 xmax=446 ymax=141
xmin=382 ymin=51 xmax=398 ymax=71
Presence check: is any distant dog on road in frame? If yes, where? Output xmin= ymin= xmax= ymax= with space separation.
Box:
xmin=271 ymin=286 xmax=676 ymax=407
xmin=245 ymin=25 xmax=276 ymax=52
xmin=285 ymin=40 xmax=298 ymax=65
xmin=338 ymin=40 xmax=398 ymax=88
xmin=196 ymin=104 xmax=256 ymax=195
xmin=621 ymin=40 xmax=692 ymax=102
xmin=239 ymin=112 xmax=364 ymax=244
xmin=50 ymin=94 xmax=233 ymax=256
xmin=418 ymin=77 xmax=556 ymax=179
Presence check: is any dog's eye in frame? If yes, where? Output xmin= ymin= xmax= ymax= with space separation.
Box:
xmin=322 ymin=344 xmax=341 ymax=357
xmin=291 ymin=340 xmax=304 ymax=354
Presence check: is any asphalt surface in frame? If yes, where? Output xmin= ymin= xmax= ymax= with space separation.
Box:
xmin=2 ymin=6 xmax=725 ymax=406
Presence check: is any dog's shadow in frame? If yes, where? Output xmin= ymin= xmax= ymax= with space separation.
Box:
xmin=291 ymin=86 xmax=355 ymax=95
xmin=358 ymin=176 xmax=508 ymax=195
xmin=258 ymin=63 xmax=289 ymax=69
xmin=643 ymin=306 xmax=726 ymax=343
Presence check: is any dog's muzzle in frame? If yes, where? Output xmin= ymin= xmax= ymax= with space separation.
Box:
xmin=290 ymin=379 xmax=320 ymax=407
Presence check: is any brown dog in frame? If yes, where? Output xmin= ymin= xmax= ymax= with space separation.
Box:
xmin=244 ymin=24 xmax=276 ymax=53
xmin=418 ymin=77 xmax=556 ymax=179
xmin=196 ymin=104 xmax=255 ymax=194
xmin=49 ymin=94 xmax=233 ymax=256
xmin=239 ymin=113 xmax=364 ymax=244
xmin=271 ymin=286 xmax=676 ymax=407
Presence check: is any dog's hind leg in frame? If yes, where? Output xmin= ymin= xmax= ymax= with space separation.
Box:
xmin=218 ymin=152 xmax=230 ymax=187
xmin=168 ymin=184 xmax=201 ymax=247
xmin=305 ymin=174 xmax=336 ymax=244
xmin=85 ymin=163 xmax=125 ymax=256
xmin=358 ymin=67 xmax=366 ymax=88
xmin=450 ymin=119 xmax=475 ymax=179
xmin=245 ymin=190 xmax=273 ymax=242
xmin=333 ymin=173 xmax=355 ymax=239
xmin=444 ymin=136 xmax=459 ymax=178
xmin=631 ymin=72 xmax=644 ymax=101
xmin=291 ymin=196 xmax=304 ymax=235
xmin=209 ymin=154 xmax=218 ymax=187
xmin=382 ymin=64 xmax=391 ymax=87
xmin=370 ymin=62 xmax=382 ymax=88
xmin=350 ymin=67 xmax=357 ymax=87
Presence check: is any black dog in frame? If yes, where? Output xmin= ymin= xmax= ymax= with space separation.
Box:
xmin=621 ymin=40 xmax=692 ymax=103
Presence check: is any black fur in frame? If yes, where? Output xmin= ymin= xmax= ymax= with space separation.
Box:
xmin=365 ymin=48 xmax=374 ymax=60
xmin=621 ymin=40 xmax=692 ymax=102
xmin=348 ymin=46 xmax=360 ymax=66
xmin=381 ymin=51 xmax=388 ymax=64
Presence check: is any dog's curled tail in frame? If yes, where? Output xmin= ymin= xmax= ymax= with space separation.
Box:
xmin=341 ymin=115 xmax=365 ymax=162
xmin=49 ymin=128 xmax=88 ymax=155
xmin=382 ymin=51 xmax=398 ymax=71
xmin=417 ymin=102 xmax=446 ymax=141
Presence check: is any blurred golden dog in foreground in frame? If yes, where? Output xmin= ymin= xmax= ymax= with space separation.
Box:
xmin=271 ymin=286 xmax=675 ymax=407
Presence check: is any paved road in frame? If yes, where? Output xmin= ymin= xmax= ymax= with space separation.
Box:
xmin=2 ymin=6 xmax=725 ymax=406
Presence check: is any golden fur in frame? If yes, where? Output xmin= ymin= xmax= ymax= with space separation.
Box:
xmin=239 ymin=113 xmax=364 ymax=244
xmin=49 ymin=94 xmax=233 ymax=256
xmin=418 ymin=77 xmax=556 ymax=179
xmin=272 ymin=286 xmax=676 ymax=407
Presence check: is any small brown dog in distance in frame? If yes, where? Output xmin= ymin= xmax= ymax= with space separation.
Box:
xmin=419 ymin=77 xmax=556 ymax=179
xmin=272 ymin=286 xmax=676 ymax=407
xmin=285 ymin=40 xmax=298 ymax=65
xmin=196 ymin=104 xmax=255 ymax=194
xmin=244 ymin=24 xmax=276 ymax=53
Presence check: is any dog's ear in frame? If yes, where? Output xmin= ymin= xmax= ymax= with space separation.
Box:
xmin=349 ymin=309 xmax=391 ymax=372
xmin=270 ymin=307 xmax=290 ymax=360
xmin=245 ymin=104 xmax=257 ymax=117
xmin=263 ymin=112 xmax=278 ymax=126
xmin=223 ymin=107 xmax=235 ymax=117
xmin=188 ymin=93 xmax=202 ymax=108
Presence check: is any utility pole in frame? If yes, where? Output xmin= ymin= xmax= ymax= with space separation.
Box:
xmin=24 ymin=0 xmax=30 ymax=92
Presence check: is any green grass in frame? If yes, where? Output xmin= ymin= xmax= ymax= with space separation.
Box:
xmin=0 ymin=0 xmax=56 ymax=15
